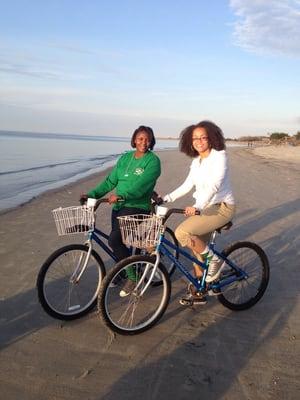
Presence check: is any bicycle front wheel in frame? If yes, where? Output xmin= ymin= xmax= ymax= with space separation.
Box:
xmin=37 ymin=244 xmax=105 ymax=320
xmin=218 ymin=241 xmax=270 ymax=310
xmin=99 ymin=255 xmax=171 ymax=335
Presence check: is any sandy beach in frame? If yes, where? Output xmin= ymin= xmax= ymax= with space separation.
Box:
xmin=253 ymin=145 xmax=300 ymax=164
xmin=0 ymin=146 xmax=299 ymax=400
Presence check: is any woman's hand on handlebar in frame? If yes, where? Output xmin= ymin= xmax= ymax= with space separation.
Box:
xmin=151 ymin=191 xmax=164 ymax=206
xmin=79 ymin=193 xmax=88 ymax=205
xmin=108 ymin=194 xmax=123 ymax=204
xmin=79 ymin=194 xmax=123 ymax=207
xmin=184 ymin=206 xmax=198 ymax=216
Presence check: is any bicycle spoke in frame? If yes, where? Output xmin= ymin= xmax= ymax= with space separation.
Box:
xmin=218 ymin=242 xmax=269 ymax=310
xmin=118 ymin=295 xmax=140 ymax=327
xmin=100 ymin=256 xmax=171 ymax=334
xmin=38 ymin=245 xmax=104 ymax=319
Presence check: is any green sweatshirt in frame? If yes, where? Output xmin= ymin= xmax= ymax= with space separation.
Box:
xmin=87 ymin=150 xmax=161 ymax=211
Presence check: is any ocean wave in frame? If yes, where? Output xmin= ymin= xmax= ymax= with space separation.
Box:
xmin=0 ymin=160 xmax=79 ymax=176
xmin=0 ymin=130 xmax=130 ymax=143
xmin=0 ymin=154 xmax=119 ymax=207
xmin=0 ymin=154 xmax=120 ymax=176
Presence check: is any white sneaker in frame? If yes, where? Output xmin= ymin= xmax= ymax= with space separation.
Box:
xmin=206 ymin=259 xmax=223 ymax=283
xmin=119 ymin=279 xmax=137 ymax=297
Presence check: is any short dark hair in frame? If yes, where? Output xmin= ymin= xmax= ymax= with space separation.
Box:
xmin=131 ymin=125 xmax=156 ymax=150
xmin=179 ymin=120 xmax=225 ymax=157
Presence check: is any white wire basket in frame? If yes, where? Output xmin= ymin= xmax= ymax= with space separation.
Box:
xmin=52 ymin=206 xmax=95 ymax=236
xmin=118 ymin=214 xmax=164 ymax=248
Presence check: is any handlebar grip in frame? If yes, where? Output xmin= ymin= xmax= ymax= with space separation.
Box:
xmin=80 ymin=197 xmax=123 ymax=211
xmin=94 ymin=197 xmax=124 ymax=211
xmin=163 ymin=207 xmax=200 ymax=222
xmin=167 ymin=208 xmax=200 ymax=215
xmin=171 ymin=208 xmax=185 ymax=214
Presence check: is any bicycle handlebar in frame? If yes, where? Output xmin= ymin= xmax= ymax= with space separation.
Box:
xmin=94 ymin=198 xmax=125 ymax=211
xmin=162 ymin=207 xmax=200 ymax=223
xmin=150 ymin=192 xmax=201 ymax=219
xmin=82 ymin=192 xmax=200 ymax=220
xmin=80 ymin=197 xmax=124 ymax=211
xmin=89 ymin=191 xmax=164 ymax=213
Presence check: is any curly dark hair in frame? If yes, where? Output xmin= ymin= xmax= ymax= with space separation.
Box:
xmin=131 ymin=125 xmax=156 ymax=150
xmin=179 ymin=120 xmax=225 ymax=157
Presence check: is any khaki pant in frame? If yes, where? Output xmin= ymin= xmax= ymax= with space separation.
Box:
xmin=175 ymin=202 xmax=236 ymax=247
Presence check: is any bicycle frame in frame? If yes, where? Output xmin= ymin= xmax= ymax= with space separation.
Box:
xmin=156 ymin=231 xmax=248 ymax=294
xmin=88 ymin=227 xmax=117 ymax=261
xmin=73 ymin=198 xmax=168 ymax=285
xmin=68 ymin=227 xmax=116 ymax=284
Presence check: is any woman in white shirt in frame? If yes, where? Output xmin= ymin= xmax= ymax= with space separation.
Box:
xmin=164 ymin=120 xmax=235 ymax=306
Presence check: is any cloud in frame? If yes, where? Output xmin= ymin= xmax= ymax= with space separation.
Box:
xmin=0 ymin=43 xmax=122 ymax=81
xmin=47 ymin=43 xmax=96 ymax=55
xmin=229 ymin=0 xmax=300 ymax=57
xmin=0 ymin=46 xmax=70 ymax=80
xmin=0 ymin=63 xmax=67 ymax=80
xmin=0 ymin=49 xmax=64 ymax=80
xmin=0 ymin=51 xmax=91 ymax=81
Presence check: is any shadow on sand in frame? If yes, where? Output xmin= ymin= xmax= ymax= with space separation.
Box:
xmin=98 ymin=199 xmax=299 ymax=399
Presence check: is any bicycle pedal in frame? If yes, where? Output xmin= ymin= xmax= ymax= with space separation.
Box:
xmin=179 ymin=298 xmax=194 ymax=306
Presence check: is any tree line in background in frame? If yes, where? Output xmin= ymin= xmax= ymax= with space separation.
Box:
xmin=227 ymin=131 xmax=300 ymax=145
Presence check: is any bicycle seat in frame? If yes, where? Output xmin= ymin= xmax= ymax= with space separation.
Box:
xmin=216 ymin=221 xmax=233 ymax=233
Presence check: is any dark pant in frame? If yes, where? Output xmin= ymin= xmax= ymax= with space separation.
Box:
xmin=108 ymin=207 xmax=150 ymax=261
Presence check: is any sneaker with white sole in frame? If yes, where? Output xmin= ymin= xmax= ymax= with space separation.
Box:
xmin=179 ymin=292 xmax=207 ymax=306
xmin=119 ymin=279 xmax=137 ymax=297
xmin=179 ymin=283 xmax=207 ymax=306
xmin=206 ymin=259 xmax=223 ymax=283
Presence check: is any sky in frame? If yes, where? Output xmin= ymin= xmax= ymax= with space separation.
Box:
xmin=0 ymin=0 xmax=300 ymax=138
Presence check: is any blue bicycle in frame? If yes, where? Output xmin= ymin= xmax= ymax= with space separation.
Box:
xmin=36 ymin=198 xmax=178 ymax=320
xmin=99 ymin=207 xmax=270 ymax=335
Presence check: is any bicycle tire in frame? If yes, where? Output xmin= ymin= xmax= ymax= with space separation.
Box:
xmin=37 ymin=244 xmax=105 ymax=320
xmin=217 ymin=241 xmax=269 ymax=310
xmin=99 ymin=255 xmax=171 ymax=335
xmin=151 ymin=227 xmax=179 ymax=286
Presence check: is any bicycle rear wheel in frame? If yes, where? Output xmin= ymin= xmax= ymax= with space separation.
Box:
xmin=99 ymin=255 xmax=171 ymax=335
xmin=37 ymin=244 xmax=105 ymax=320
xmin=218 ymin=241 xmax=269 ymax=310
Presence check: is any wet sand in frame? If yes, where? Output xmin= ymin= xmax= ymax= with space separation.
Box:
xmin=0 ymin=147 xmax=299 ymax=399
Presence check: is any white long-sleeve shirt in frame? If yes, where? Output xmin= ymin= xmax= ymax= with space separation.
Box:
xmin=166 ymin=149 xmax=235 ymax=210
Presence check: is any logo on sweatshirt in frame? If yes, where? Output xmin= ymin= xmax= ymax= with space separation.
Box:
xmin=134 ymin=167 xmax=144 ymax=175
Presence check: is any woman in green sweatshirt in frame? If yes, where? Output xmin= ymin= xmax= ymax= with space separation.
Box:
xmin=82 ymin=126 xmax=161 ymax=295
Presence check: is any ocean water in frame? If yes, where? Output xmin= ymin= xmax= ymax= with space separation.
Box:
xmin=0 ymin=131 xmax=178 ymax=212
